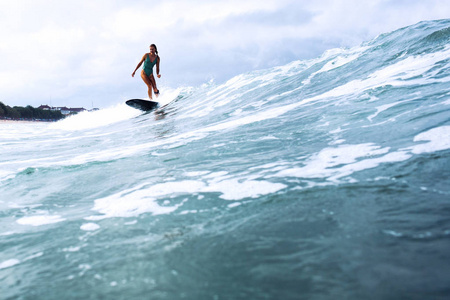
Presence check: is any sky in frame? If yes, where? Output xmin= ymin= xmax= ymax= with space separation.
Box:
xmin=0 ymin=0 xmax=449 ymax=109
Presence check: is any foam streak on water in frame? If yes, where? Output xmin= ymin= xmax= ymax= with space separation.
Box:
xmin=1 ymin=20 xmax=450 ymax=299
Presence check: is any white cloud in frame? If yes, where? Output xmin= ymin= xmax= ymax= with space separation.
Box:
xmin=0 ymin=0 xmax=448 ymax=108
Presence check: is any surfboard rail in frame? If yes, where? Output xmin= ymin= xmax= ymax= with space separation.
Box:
xmin=125 ymin=99 xmax=159 ymax=111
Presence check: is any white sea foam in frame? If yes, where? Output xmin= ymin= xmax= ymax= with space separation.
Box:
xmin=329 ymin=151 xmax=412 ymax=181
xmin=16 ymin=215 xmax=65 ymax=226
xmin=87 ymin=176 xmax=286 ymax=219
xmin=367 ymin=100 xmax=409 ymax=122
xmin=0 ymin=259 xmax=20 ymax=269
xmin=324 ymin=45 xmax=450 ymax=99
xmin=302 ymin=52 xmax=362 ymax=85
xmin=80 ymin=223 xmax=100 ymax=231
xmin=86 ymin=181 xmax=203 ymax=219
xmin=23 ymin=252 xmax=44 ymax=262
xmin=203 ymin=179 xmax=286 ymax=200
xmin=62 ymin=246 xmax=81 ymax=252
xmin=274 ymin=125 xmax=449 ymax=184
xmin=156 ymin=87 xmax=183 ymax=107
xmin=228 ymin=202 xmax=242 ymax=208
xmin=271 ymin=45 xmax=450 ymax=105
xmin=408 ymin=126 xmax=450 ymax=154
xmin=49 ymin=104 xmax=141 ymax=131
xmin=274 ymin=143 xmax=398 ymax=181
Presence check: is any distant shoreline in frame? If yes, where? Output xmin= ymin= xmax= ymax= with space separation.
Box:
xmin=0 ymin=118 xmax=57 ymax=123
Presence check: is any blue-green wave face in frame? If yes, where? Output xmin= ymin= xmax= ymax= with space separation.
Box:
xmin=1 ymin=19 xmax=450 ymax=299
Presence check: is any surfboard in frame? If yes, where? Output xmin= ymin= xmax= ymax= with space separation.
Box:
xmin=125 ymin=99 xmax=159 ymax=111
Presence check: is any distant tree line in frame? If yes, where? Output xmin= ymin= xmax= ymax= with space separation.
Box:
xmin=0 ymin=101 xmax=64 ymax=121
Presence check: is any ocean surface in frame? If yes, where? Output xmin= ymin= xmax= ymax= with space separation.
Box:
xmin=1 ymin=19 xmax=450 ymax=299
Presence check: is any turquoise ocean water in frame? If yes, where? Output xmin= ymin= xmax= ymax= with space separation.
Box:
xmin=1 ymin=20 xmax=450 ymax=299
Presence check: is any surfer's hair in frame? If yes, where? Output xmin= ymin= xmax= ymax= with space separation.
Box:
xmin=150 ymin=44 xmax=158 ymax=56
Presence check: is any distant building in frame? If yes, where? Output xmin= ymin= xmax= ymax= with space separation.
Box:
xmin=38 ymin=105 xmax=52 ymax=110
xmin=37 ymin=105 xmax=87 ymax=115
xmin=69 ymin=108 xmax=87 ymax=114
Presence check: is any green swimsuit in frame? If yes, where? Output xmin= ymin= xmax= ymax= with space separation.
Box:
xmin=143 ymin=54 xmax=158 ymax=76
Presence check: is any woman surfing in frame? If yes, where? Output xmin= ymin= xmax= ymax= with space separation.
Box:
xmin=132 ymin=44 xmax=161 ymax=100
